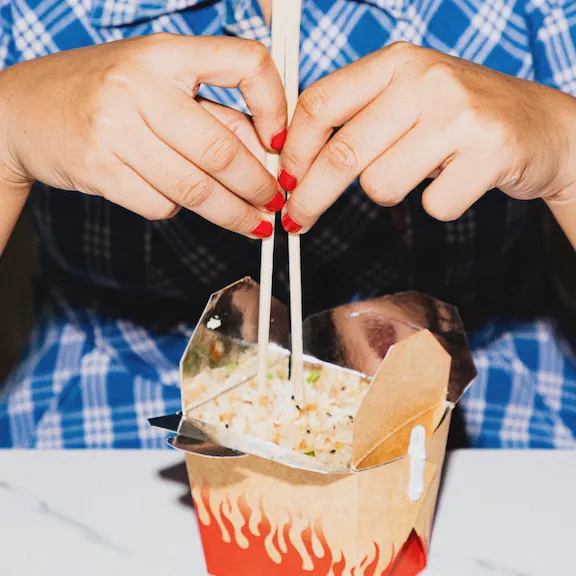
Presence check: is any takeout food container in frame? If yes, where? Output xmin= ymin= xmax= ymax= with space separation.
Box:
xmin=150 ymin=277 xmax=476 ymax=576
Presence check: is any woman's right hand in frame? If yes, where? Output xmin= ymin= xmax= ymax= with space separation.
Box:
xmin=0 ymin=34 xmax=288 ymax=238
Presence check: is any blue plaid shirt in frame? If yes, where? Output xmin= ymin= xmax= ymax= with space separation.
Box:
xmin=1 ymin=0 xmax=576 ymax=449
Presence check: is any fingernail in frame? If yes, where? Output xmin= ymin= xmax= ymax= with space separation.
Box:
xmin=270 ymin=129 xmax=287 ymax=151
xmin=252 ymin=220 xmax=274 ymax=239
xmin=278 ymin=169 xmax=297 ymax=192
xmin=282 ymin=214 xmax=302 ymax=234
xmin=265 ymin=192 xmax=285 ymax=213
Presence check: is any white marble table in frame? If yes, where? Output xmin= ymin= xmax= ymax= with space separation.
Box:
xmin=0 ymin=450 xmax=574 ymax=576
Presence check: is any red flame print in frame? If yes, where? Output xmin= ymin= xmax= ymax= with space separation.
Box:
xmin=194 ymin=488 xmax=427 ymax=576
xmin=382 ymin=530 xmax=427 ymax=576
xmin=197 ymin=488 xmax=333 ymax=576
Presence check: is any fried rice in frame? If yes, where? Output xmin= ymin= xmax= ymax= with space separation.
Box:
xmin=185 ymin=351 xmax=372 ymax=467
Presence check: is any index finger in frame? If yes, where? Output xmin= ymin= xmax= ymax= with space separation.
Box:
xmin=279 ymin=45 xmax=403 ymax=189
xmin=283 ymin=75 xmax=421 ymax=232
xmin=167 ymin=36 xmax=288 ymax=151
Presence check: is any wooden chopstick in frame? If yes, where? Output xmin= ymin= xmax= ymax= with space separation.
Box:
xmin=257 ymin=0 xmax=304 ymax=401
xmin=257 ymin=0 xmax=287 ymax=393
xmin=285 ymin=0 xmax=305 ymax=402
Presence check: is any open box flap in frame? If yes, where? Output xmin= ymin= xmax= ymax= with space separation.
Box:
xmin=352 ymin=330 xmax=450 ymax=470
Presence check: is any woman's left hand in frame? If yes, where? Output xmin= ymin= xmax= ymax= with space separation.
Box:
xmin=279 ymin=42 xmax=576 ymax=233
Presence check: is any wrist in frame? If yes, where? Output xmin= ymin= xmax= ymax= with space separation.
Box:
xmin=0 ymin=67 xmax=30 ymax=256
xmin=549 ymin=91 xmax=576 ymax=204
xmin=0 ymin=175 xmax=30 ymax=258
xmin=544 ymin=182 xmax=576 ymax=209
xmin=0 ymin=65 xmax=33 ymax=189
xmin=545 ymin=183 xmax=576 ymax=251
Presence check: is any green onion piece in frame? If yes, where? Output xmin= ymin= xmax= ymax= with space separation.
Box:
xmin=307 ymin=370 xmax=321 ymax=384
xmin=304 ymin=451 xmax=315 ymax=457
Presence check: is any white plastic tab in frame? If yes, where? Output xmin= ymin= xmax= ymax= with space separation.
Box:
xmin=408 ymin=425 xmax=427 ymax=502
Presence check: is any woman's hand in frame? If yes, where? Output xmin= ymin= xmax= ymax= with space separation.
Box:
xmin=279 ymin=42 xmax=576 ymax=234
xmin=0 ymin=34 xmax=288 ymax=240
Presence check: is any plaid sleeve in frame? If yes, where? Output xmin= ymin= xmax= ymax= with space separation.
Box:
xmin=0 ymin=0 xmax=15 ymax=70
xmin=527 ymin=0 xmax=576 ymax=94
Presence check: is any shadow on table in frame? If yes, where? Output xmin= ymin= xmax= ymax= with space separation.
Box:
xmin=158 ymin=460 xmax=195 ymax=510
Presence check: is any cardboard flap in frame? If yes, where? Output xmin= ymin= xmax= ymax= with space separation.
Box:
xmin=352 ymin=330 xmax=450 ymax=469
xmin=353 ymin=403 xmax=447 ymax=471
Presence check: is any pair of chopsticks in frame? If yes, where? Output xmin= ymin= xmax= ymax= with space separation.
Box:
xmin=257 ymin=0 xmax=305 ymax=400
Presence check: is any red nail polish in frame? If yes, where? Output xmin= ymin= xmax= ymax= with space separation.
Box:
xmin=252 ymin=220 xmax=274 ymax=238
xmin=270 ymin=129 xmax=287 ymax=151
xmin=278 ymin=169 xmax=297 ymax=192
xmin=265 ymin=192 xmax=285 ymax=213
xmin=282 ymin=214 xmax=302 ymax=234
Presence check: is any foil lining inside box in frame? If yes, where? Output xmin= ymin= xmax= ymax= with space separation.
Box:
xmin=151 ymin=277 xmax=477 ymax=474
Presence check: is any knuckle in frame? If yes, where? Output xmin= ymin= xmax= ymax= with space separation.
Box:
xmin=174 ymin=173 xmax=216 ymax=209
xmin=238 ymin=40 xmax=271 ymax=78
xmin=100 ymin=54 xmax=134 ymax=81
xmin=299 ymin=85 xmax=328 ymax=123
xmin=226 ymin=209 xmax=252 ymax=233
xmin=456 ymin=107 xmax=501 ymax=146
xmin=324 ymin=136 xmax=360 ymax=172
xmin=86 ymin=108 xmax=114 ymax=143
xmin=82 ymin=182 xmax=104 ymax=197
xmin=137 ymin=32 xmax=176 ymax=57
xmin=425 ymin=60 xmax=457 ymax=82
xmin=424 ymin=200 xmax=460 ymax=222
xmin=251 ymin=177 xmax=274 ymax=204
xmin=199 ymin=130 xmax=240 ymax=173
xmin=360 ymin=173 xmax=400 ymax=206
xmin=146 ymin=201 xmax=179 ymax=222
xmin=217 ymin=108 xmax=246 ymax=134
xmin=281 ymin=144 xmax=299 ymax=169
xmin=360 ymin=172 xmax=383 ymax=201
xmin=456 ymin=107 xmax=479 ymax=128
xmin=84 ymin=111 xmax=125 ymax=160
xmin=384 ymin=41 xmax=416 ymax=59
xmin=289 ymin=194 xmax=318 ymax=222
xmin=80 ymin=146 xmax=107 ymax=174
xmin=130 ymin=33 xmax=177 ymax=71
xmin=487 ymin=120 xmax=510 ymax=150
xmin=379 ymin=41 xmax=422 ymax=67
xmin=97 ymin=65 xmax=140 ymax=104
xmin=425 ymin=61 xmax=467 ymax=99
xmin=143 ymin=32 xmax=175 ymax=46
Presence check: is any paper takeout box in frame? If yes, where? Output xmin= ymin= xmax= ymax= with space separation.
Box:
xmin=150 ymin=277 xmax=476 ymax=576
